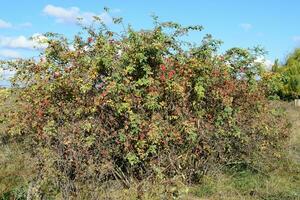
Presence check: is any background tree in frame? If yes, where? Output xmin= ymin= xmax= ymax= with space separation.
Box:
xmin=267 ymin=48 xmax=300 ymax=99
xmin=272 ymin=58 xmax=280 ymax=72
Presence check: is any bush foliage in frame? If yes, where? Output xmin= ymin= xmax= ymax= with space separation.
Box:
xmin=0 ymin=16 xmax=289 ymax=198
xmin=264 ymin=48 xmax=300 ymax=99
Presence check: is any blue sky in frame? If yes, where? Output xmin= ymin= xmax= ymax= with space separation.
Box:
xmin=0 ymin=0 xmax=300 ymax=85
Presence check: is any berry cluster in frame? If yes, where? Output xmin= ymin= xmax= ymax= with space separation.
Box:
xmin=160 ymin=64 xmax=176 ymax=81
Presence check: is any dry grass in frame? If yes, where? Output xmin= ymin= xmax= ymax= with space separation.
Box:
xmin=283 ymin=102 xmax=300 ymax=163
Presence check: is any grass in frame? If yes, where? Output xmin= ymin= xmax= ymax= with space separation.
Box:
xmin=0 ymin=143 xmax=32 ymax=200
xmin=188 ymin=163 xmax=299 ymax=199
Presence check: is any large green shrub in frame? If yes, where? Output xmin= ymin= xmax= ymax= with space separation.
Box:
xmin=265 ymin=48 xmax=300 ymax=99
xmin=0 ymin=16 xmax=288 ymax=198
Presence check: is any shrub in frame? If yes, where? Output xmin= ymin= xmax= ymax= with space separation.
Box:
xmin=0 ymin=15 xmax=289 ymax=198
xmin=264 ymin=48 xmax=300 ymax=100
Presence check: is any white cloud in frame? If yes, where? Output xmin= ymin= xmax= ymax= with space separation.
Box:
xmin=0 ymin=34 xmax=47 ymax=50
xmin=240 ymin=23 xmax=253 ymax=31
xmin=0 ymin=19 xmax=12 ymax=29
xmin=255 ymin=56 xmax=273 ymax=71
xmin=0 ymin=49 xmax=21 ymax=58
xmin=43 ymin=4 xmax=112 ymax=24
xmin=31 ymin=33 xmax=48 ymax=44
xmin=0 ymin=19 xmax=33 ymax=29
xmin=43 ymin=5 xmax=80 ymax=23
xmin=292 ymin=36 xmax=300 ymax=43
xmin=264 ymin=59 xmax=274 ymax=71
xmin=0 ymin=68 xmax=15 ymax=82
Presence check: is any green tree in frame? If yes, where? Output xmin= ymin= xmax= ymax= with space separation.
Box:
xmin=272 ymin=48 xmax=300 ymax=99
xmin=272 ymin=58 xmax=280 ymax=72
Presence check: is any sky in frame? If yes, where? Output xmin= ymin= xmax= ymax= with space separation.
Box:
xmin=1 ymin=0 xmax=300 ymax=85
